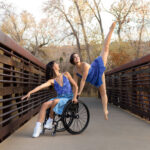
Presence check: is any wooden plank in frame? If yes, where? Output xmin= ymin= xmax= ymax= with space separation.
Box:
xmin=11 ymin=94 xmax=19 ymax=120
xmin=30 ymin=65 xmax=45 ymax=76
xmin=0 ymin=106 xmax=40 ymax=141
xmin=0 ymin=54 xmax=12 ymax=66
xmin=0 ymin=54 xmax=23 ymax=68
xmin=0 ymin=87 xmax=29 ymax=96
xmin=0 ymin=54 xmax=40 ymax=73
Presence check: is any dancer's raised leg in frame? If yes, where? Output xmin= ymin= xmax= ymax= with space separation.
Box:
xmin=100 ymin=22 xmax=116 ymax=66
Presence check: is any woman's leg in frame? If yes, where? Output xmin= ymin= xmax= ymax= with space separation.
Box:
xmin=43 ymin=99 xmax=60 ymax=129
xmin=37 ymin=101 xmax=53 ymax=123
xmin=99 ymin=73 xmax=108 ymax=120
xmin=32 ymin=100 xmax=53 ymax=137
xmin=49 ymin=99 xmax=60 ymax=119
xmin=100 ymin=22 xmax=116 ymax=66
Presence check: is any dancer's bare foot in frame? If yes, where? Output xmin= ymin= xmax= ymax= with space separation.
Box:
xmin=104 ymin=110 xmax=109 ymax=120
xmin=110 ymin=21 xmax=117 ymax=31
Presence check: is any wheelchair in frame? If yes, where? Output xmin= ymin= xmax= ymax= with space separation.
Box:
xmin=42 ymin=99 xmax=90 ymax=136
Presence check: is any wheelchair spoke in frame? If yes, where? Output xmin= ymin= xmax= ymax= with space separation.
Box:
xmin=72 ymin=118 xmax=85 ymax=132
xmin=78 ymin=119 xmax=84 ymax=130
xmin=79 ymin=113 xmax=88 ymax=119
xmin=78 ymin=104 xmax=85 ymax=113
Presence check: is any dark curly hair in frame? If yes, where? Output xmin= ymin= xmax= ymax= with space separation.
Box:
xmin=46 ymin=61 xmax=56 ymax=81
xmin=70 ymin=53 xmax=77 ymax=65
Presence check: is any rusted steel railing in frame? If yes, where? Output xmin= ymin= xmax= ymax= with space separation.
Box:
xmin=106 ymin=54 xmax=150 ymax=121
xmin=0 ymin=31 xmax=56 ymax=142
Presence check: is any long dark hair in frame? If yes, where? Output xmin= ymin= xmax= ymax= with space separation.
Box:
xmin=46 ymin=61 xmax=56 ymax=81
xmin=70 ymin=53 xmax=77 ymax=65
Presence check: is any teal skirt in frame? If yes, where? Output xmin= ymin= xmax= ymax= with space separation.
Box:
xmin=49 ymin=94 xmax=73 ymax=115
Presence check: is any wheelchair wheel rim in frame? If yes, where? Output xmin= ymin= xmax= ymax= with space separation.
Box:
xmin=62 ymin=100 xmax=90 ymax=134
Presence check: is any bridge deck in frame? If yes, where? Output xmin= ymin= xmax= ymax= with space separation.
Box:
xmin=0 ymin=97 xmax=150 ymax=150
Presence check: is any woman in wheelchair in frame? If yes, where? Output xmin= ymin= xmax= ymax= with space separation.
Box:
xmin=21 ymin=61 xmax=78 ymax=138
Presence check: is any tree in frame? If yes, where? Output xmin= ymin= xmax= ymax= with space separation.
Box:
xmin=134 ymin=0 xmax=150 ymax=58
xmin=123 ymin=0 xmax=150 ymax=58
xmin=85 ymin=0 xmax=104 ymax=41
xmin=109 ymin=0 xmax=135 ymax=42
xmin=0 ymin=2 xmax=34 ymax=47
xmin=44 ymin=0 xmax=83 ymax=61
xmin=73 ymin=0 xmax=91 ymax=63
xmin=0 ymin=1 xmax=53 ymax=62
xmin=109 ymin=42 xmax=135 ymax=69
xmin=29 ymin=18 xmax=53 ymax=56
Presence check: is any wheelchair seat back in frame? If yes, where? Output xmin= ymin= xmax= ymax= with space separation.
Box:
xmin=67 ymin=103 xmax=79 ymax=113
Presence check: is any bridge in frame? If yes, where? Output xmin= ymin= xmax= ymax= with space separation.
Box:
xmin=0 ymin=31 xmax=150 ymax=149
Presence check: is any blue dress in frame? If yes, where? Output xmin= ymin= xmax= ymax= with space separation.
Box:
xmin=49 ymin=74 xmax=73 ymax=115
xmin=77 ymin=56 xmax=106 ymax=88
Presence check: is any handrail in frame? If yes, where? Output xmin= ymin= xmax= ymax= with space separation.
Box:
xmin=106 ymin=53 xmax=150 ymax=121
xmin=0 ymin=31 xmax=45 ymax=69
xmin=0 ymin=31 xmax=56 ymax=142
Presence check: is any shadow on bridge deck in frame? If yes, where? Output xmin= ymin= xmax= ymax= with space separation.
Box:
xmin=0 ymin=97 xmax=150 ymax=150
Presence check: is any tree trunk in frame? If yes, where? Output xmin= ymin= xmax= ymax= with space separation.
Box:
xmin=136 ymin=19 xmax=144 ymax=58
xmin=93 ymin=0 xmax=104 ymax=41
xmin=117 ymin=23 xmax=122 ymax=42
xmin=74 ymin=0 xmax=91 ymax=63
xmin=57 ymin=6 xmax=83 ymax=61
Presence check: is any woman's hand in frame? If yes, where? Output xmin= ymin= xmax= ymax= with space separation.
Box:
xmin=21 ymin=80 xmax=52 ymax=101
xmin=72 ymin=98 xmax=78 ymax=104
xmin=21 ymin=92 xmax=31 ymax=100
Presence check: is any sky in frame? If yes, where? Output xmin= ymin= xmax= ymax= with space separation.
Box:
xmin=0 ymin=0 xmax=47 ymax=21
xmin=0 ymin=0 xmax=114 ymax=34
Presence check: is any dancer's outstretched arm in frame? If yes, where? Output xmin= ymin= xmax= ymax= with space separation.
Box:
xmin=78 ymin=63 xmax=89 ymax=96
xmin=73 ymin=69 xmax=78 ymax=93
xmin=21 ymin=80 xmax=53 ymax=100
xmin=100 ymin=22 xmax=116 ymax=66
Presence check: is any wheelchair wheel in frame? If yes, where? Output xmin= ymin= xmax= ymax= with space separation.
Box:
xmin=62 ymin=100 xmax=90 ymax=134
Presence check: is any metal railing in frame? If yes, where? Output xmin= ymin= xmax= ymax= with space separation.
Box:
xmin=106 ymin=54 xmax=150 ymax=121
xmin=0 ymin=31 xmax=56 ymax=142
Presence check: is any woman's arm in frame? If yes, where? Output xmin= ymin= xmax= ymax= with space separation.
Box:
xmin=78 ymin=63 xmax=89 ymax=96
xmin=73 ymin=69 xmax=78 ymax=93
xmin=65 ymin=72 xmax=78 ymax=103
xmin=21 ymin=79 xmax=53 ymax=100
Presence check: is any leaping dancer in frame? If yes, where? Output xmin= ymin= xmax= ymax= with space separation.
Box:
xmin=70 ymin=22 xmax=116 ymax=120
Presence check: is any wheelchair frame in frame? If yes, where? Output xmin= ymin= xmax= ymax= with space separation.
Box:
xmin=42 ymin=100 xmax=90 ymax=136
